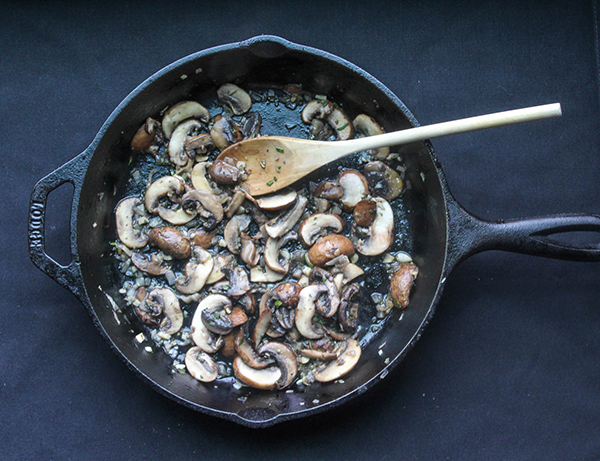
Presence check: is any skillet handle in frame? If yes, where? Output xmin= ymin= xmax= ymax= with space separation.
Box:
xmin=28 ymin=150 xmax=91 ymax=301
xmin=447 ymin=199 xmax=600 ymax=269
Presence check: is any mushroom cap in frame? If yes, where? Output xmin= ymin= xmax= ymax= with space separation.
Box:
xmin=115 ymin=197 xmax=148 ymax=249
xmin=233 ymin=356 xmax=281 ymax=390
xmin=364 ymin=161 xmax=403 ymax=201
xmin=338 ymin=170 xmax=370 ymax=211
xmin=131 ymin=117 xmax=163 ymax=153
xmin=208 ymin=159 xmax=242 ymax=186
xmin=353 ymin=114 xmax=389 ymax=159
xmin=258 ymin=342 xmax=298 ymax=389
xmin=390 ymin=262 xmax=419 ymax=309
xmin=307 ymin=234 xmax=355 ymax=267
xmin=191 ymin=295 xmax=229 ymax=353
xmin=162 ymin=101 xmax=209 ymax=139
xmin=354 ymin=197 xmax=394 ymax=256
xmin=314 ymin=181 xmax=344 ymax=201
xmin=185 ymin=347 xmax=218 ymax=383
xmin=314 ymin=339 xmax=362 ymax=383
xmin=217 ymin=83 xmax=252 ymax=115
xmin=353 ymin=199 xmax=378 ymax=227
xmin=148 ymin=227 xmax=191 ymax=260
xmin=175 ymin=247 xmax=214 ymax=295
xmin=298 ymin=213 xmax=345 ymax=247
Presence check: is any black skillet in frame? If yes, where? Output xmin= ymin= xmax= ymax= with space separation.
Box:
xmin=28 ymin=35 xmax=600 ymax=427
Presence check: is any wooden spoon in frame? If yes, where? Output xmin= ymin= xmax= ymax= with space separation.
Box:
xmin=217 ymin=103 xmax=561 ymax=196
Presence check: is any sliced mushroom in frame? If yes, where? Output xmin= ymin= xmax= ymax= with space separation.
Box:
xmin=264 ymin=231 xmax=298 ymax=274
xmin=147 ymin=287 xmax=183 ymax=335
xmin=162 ymin=101 xmax=209 ymax=139
xmin=338 ymin=283 xmax=360 ymax=332
xmin=202 ymin=303 xmax=234 ymax=335
xmin=354 ymin=197 xmax=394 ymax=256
xmin=221 ymin=330 xmax=238 ymax=358
xmin=364 ymin=161 xmax=403 ymax=201
xmin=144 ymin=176 xmax=196 ymax=225
xmin=191 ymin=162 xmax=221 ymax=194
xmin=181 ymin=189 xmax=224 ymax=227
xmin=189 ymin=228 xmax=216 ymax=249
xmin=185 ymin=347 xmax=218 ymax=383
xmin=249 ymin=265 xmax=286 ymax=283
xmin=248 ymin=189 xmax=297 ymax=211
xmin=235 ymin=326 xmax=273 ymax=369
xmin=298 ymin=213 xmax=344 ymax=247
xmin=353 ymin=114 xmax=389 ymax=159
xmin=295 ymin=284 xmax=327 ymax=339
xmin=148 ymin=227 xmax=191 ymax=260
xmin=233 ymin=356 xmax=281 ymax=390
xmin=115 ymin=197 xmax=148 ymax=249
xmin=224 ymin=189 xmax=247 ymax=219
xmin=301 ymin=100 xmax=353 ymax=140
xmin=338 ymin=170 xmax=370 ymax=211
xmin=313 ymin=339 xmax=361 ymax=383
xmin=272 ymin=282 xmax=302 ymax=307
xmin=309 ymin=267 xmax=340 ymax=318
xmin=341 ymin=262 xmax=365 ymax=284
xmin=353 ymin=199 xmax=377 ymax=227
xmin=174 ymin=247 xmax=214 ymax=294
xmin=208 ymin=159 xmax=242 ymax=186
xmin=240 ymin=232 xmax=260 ymax=267
xmin=205 ymin=254 xmax=230 ymax=284
xmin=210 ymin=114 xmax=243 ymax=151
xmin=184 ymin=133 xmax=214 ymax=159
xmin=307 ymin=234 xmax=355 ymax=267
xmin=253 ymin=300 xmax=272 ymax=346
xmin=168 ymin=119 xmax=203 ymax=171
xmin=238 ymin=293 xmax=257 ymax=315
xmin=190 ymin=294 xmax=229 ymax=353
xmin=131 ymin=117 xmax=163 ymax=154
xmin=134 ymin=290 xmax=162 ymax=326
xmin=217 ymin=83 xmax=252 ymax=115
xmin=257 ymin=342 xmax=298 ymax=389
xmin=241 ymin=112 xmax=262 ymax=138
xmin=223 ymin=214 xmax=251 ymax=255
xmin=299 ymin=349 xmax=337 ymax=361
xmin=220 ymin=264 xmax=250 ymax=297
xmin=390 ymin=262 xmax=419 ymax=308
xmin=264 ymin=195 xmax=308 ymax=239
xmin=130 ymin=252 xmax=169 ymax=276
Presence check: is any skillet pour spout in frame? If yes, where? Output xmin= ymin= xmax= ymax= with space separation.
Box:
xmin=28 ymin=35 xmax=600 ymax=428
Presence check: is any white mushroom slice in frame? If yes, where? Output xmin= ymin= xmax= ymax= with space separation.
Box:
xmin=264 ymin=195 xmax=308 ymax=239
xmin=191 ymin=162 xmax=221 ymax=194
xmin=115 ymin=197 xmax=148 ymax=249
xmin=301 ymin=100 xmax=333 ymax=124
xmin=210 ymin=114 xmax=242 ymax=151
xmin=167 ymin=119 xmax=203 ymax=171
xmin=184 ymin=133 xmax=214 ymax=159
xmin=175 ymin=247 xmax=214 ymax=294
xmin=314 ymin=339 xmax=362 ymax=383
xmin=341 ymin=263 xmax=365 ymax=284
xmin=338 ymin=170 xmax=369 ymax=210
xmin=233 ymin=356 xmax=281 ymax=390
xmin=355 ymin=197 xmax=394 ymax=256
xmin=185 ymin=347 xmax=218 ymax=383
xmin=144 ymin=176 xmax=197 ymax=225
xmin=257 ymin=342 xmax=298 ymax=389
xmin=295 ymin=285 xmax=327 ymax=339
xmin=162 ymin=101 xmax=209 ymax=139
xmin=224 ymin=189 xmax=246 ymax=219
xmin=264 ymin=231 xmax=297 ymax=274
xmin=253 ymin=303 xmax=272 ymax=346
xmin=223 ymin=214 xmax=251 ymax=255
xmin=147 ymin=287 xmax=183 ymax=335
xmin=253 ymin=189 xmax=297 ymax=211
xmin=299 ymin=349 xmax=337 ymax=361
xmin=190 ymin=295 xmax=229 ymax=353
xmin=250 ymin=265 xmax=286 ymax=283
xmin=353 ymin=114 xmax=389 ymax=159
xmin=240 ymin=232 xmax=260 ymax=267
xmin=217 ymin=83 xmax=252 ymax=115
xmin=298 ymin=213 xmax=345 ymax=247
xmin=205 ymin=255 xmax=230 ymax=284
xmin=181 ymin=189 xmax=224 ymax=223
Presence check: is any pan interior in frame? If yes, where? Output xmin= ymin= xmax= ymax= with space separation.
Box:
xmin=75 ymin=39 xmax=448 ymax=424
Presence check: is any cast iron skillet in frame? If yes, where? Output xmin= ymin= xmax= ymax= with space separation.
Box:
xmin=28 ymin=35 xmax=600 ymax=427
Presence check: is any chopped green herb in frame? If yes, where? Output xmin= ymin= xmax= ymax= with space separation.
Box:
xmin=337 ymin=122 xmax=349 ymax=131
xmin=276 ymin=166 xmax=281 ymax=173
xmin=274 ymin=300 xmax=283 ymax=307
xmin=304 ymin=253 xmax=314 ymax=268
xmin=276 ymin=146 xmax=284 ymax=153
xmin=260 ymin=160 xmax=266 ymax=169
xmin=267 ymin=180 xmax=274 ymax=186
xmin=273 ymin=176 xmax=278 ymax=181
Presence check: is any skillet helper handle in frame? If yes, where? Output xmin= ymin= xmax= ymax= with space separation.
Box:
xmin=448 ymin=201 xmax=600 ymax=268
xmin=28 ymin=151 xmax=90 ymax=301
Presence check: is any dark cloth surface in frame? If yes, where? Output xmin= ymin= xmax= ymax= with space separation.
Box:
xmin=4 ymin=0 xmax=600 ymax=459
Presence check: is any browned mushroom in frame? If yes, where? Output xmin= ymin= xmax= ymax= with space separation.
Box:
xmin=208 ymin=159 xmax=242 ymax=185
xmin=390 ymin=262 xmax=419 ymax=308
xmin=148 ymin=227 xmax=191 ymax=260
xmin=338 ymin=170 xmax=370 ymax=211
xmin=298 ymin=213 xmax=344 ymax=247
xmin=307 ymin=234 xmax=355 ymax=267
xmin=115 ymin=197 xmax=148 ymax=249
xmin=364 ymin=161 xmax=403 ymax=201
xmin=353 ymin=199 xmax=378 ymax=227
xmin=130 ymin=252 xmax=169 ymax=276
xmin=131 ymin=117 xmax=163 ymax=154
xmin=314 ymin=339 xmax=361 ymax=382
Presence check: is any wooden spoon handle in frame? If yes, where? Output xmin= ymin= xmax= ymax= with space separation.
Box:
xmin=336 ymin=103 xmax=562 ymax=154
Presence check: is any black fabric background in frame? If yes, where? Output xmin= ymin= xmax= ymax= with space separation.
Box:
xmin=4 ymin=0 xmax=600 ymax=459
